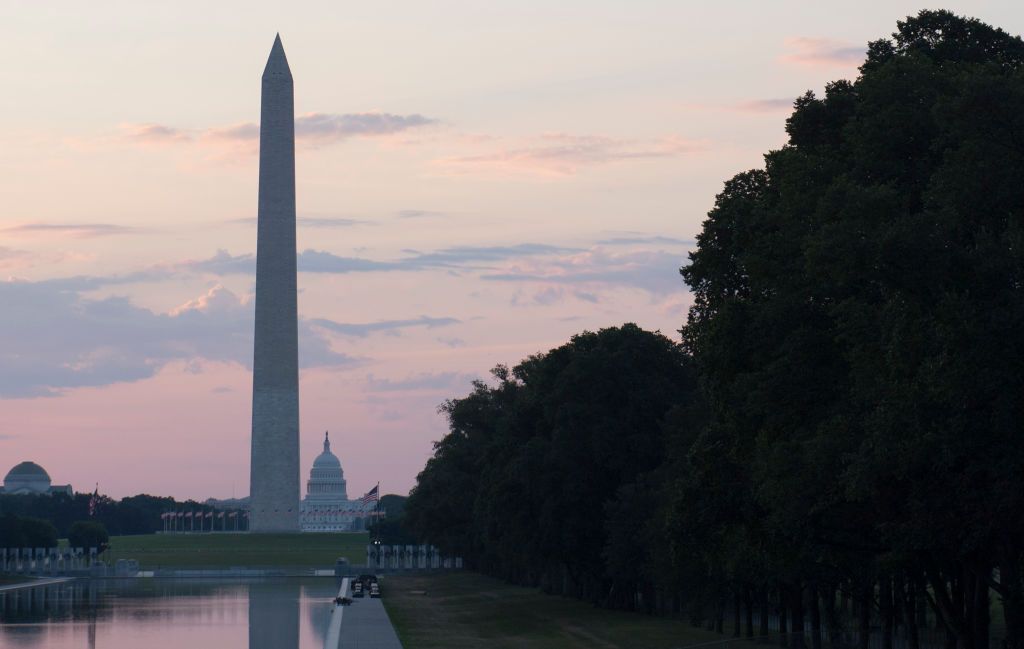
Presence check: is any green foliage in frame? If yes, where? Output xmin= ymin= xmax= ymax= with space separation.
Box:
xmin=407 ymin=324 xmax=697 ymax=602
xmin=679 ymin=7 xmax=1024 ymax=648
xmin=406 ymin=11 xmax=1024 ymax=648
xmin=372 ymin=494 xmax=416 ymax=544
xmin=68 ymin=521 xmax=109 ymax=551
xmin=0 ymin=492 xmax=216 ymax=538
xmin=0 ymin=514 xmax=58 ymax=548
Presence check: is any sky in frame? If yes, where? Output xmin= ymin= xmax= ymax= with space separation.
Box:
xmin=1 ymin=1 xmax=1021 ymax=501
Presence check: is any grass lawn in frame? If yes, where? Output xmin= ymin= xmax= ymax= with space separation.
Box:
xmin=383 ymin=572 xmax=730 ymax=649
xmin=105 ymin=532 xmax=369 ymax=569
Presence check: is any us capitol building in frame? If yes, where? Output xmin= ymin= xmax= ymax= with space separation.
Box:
xmin=300 ymin=432 xmax=371 ymax=532
xmin=206 ymin=431 xmax=374 ymax=531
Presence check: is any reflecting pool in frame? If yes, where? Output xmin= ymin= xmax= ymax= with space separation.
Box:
xmin=0 ymin=578 xmax=340 ymax=648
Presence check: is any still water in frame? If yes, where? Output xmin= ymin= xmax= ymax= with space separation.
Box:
xmin=0 ymin=578 xmax=341 ymax=648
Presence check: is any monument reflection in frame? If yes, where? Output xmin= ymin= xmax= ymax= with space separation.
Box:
xmin=248 ymin=581 xmax=299 ymax=649
xmin=0 ymin=578 xmax=336 ymax=648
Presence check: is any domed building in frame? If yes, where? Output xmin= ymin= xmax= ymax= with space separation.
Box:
xmin=300 ymin=432 xmax=370 ymax=532
xmin=1 ymin=461 xmax=72 ymax=496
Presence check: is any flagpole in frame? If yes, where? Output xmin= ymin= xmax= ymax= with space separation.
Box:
xmin=375 ymin=481 xmax=381 ymax=545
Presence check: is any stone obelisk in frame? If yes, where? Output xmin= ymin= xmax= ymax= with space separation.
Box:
xmin=249 ymin=34 xmax=300 ymax=532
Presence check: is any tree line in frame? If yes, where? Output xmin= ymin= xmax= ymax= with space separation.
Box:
xmin=405 ymin=11 xmax=1024 ymax=649
xmin=0 ymin=492 xmax=215 ymax=539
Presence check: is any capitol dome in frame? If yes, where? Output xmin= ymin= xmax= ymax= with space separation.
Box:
xmin=306 ymin=432 xmax=347 ymax=501
xmin=313 ymin=441 xmax=342 ymax=470
xmin=4 ymin=461 xmax=53 ymax=494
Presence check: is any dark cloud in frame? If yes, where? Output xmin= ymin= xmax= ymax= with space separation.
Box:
xmin=204 ymin=123 xmax=259 ymax=141
xmin=187 ymin=249 xmax=256 ymax=275
xmin=223 ymin=216 xmax=367 ymax=228
xmin=365 ymin=371 xmax=478 ymax=392
xmin=310 ymin=316 xmax=460 ymax=338
xmin=2 ymin=223 xmax=143 ymax=238
xmin=597 ymin=235 xmax=694 ymax=246
xmin=483 ymin=249 xmax=687 ymax=297
xmin=437 ymin=134 xmax=703 ymax=175
xmin=298 ymin=250 xmax=406 ymax=274
xmin=781 ymin=38 xmax=864 ymax=67
xmin=405 ymin=243 xmax=580 ymax=268
xmin=296 ymin=113 xmax=436 ymax=143
xmin=127 ymin=112 xmax=437 ymax=153
xmin=0 ymin=247 xmax=29 ymax=261
xmin=733 ymin=98 xmax=794 ymax=113
xmin=122 ymin=123 xmax=192 ymax=144
xmin=181 ymin=243 xmax=578 ymax=278
xmin=0 ymin=281 xmax=357 ymax=398
xmin=301 ymin=217 xmax=368 ymax=228
xmin=396 ymin=210 xmax=445 ymax=219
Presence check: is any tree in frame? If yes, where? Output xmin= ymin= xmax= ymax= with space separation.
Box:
xmin=681 ymin=9 xmax=1024 ymax=649
xmin=68 ymin=521 xmax=109 ymax=552
xmin=407 ymin=324 xmax=698 ymax=603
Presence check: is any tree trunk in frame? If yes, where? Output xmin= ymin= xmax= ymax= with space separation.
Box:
xmin=746 ymin=587 xmax=756 ymax=638
xmin=822 ymin=584 xmax=839 ymax=647
xmin=1002 ymin=554 xmax=1024 ymax=649
xmin=760 ymin=589 xmax=771 ymax=642
xmin=881 ymin=575 xmax=894 ymax=649
xmin=858 ymin=583 xmax=871 ymax=649
xmin=971 ymin=571 xmax=989 ymax=649
xmin=791 ymin=585 xmax=806 ymax=649
xmin=898 ymin=576 xmax=920 ymax=649
xmin=735 ymin=590 xmax=743 ymax=637
xmin=810 ymin=584 xmax=822 ymax=649
xmin=780 ymin=589 xmax=790 ymax=648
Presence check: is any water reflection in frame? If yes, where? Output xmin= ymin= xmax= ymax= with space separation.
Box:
xmin=0 ymin=578 xmax=339 ymax=648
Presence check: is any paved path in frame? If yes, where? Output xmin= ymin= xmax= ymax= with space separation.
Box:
xmin=336 ymin=596 xmax=404 ymax=649
xmin=0 ymin=577 xmax=73 ymax=593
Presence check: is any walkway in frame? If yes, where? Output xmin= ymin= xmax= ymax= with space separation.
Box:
xmin=337 ymin=596 xmax=404 ymax=649
xmin=0 ymin=577 xmax=73 ymax=593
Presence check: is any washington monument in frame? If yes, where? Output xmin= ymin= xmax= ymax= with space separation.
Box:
xmin=249 ymin=34 xmax=300 ymax=532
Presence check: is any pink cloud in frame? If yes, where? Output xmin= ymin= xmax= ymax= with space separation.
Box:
xmin=1 ymin=223 xmax=142 ymax=238
xmin=780 ymin=37 xmax=864 ymax=67
xmin=123 ymin=112 xmax=437 ymax=159
xmin=120 ymin=123 xmax=192 ymax=146
xmin=733 ymin=98 xmax=794 ymax=113
xmin=434 ymin=133 xmax=704 ymax=177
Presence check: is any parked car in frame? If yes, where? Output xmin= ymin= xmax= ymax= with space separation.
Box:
xmin=357 ymin=574 xmax=377 ymax=588
xmin=369 ymin=582 xmax=380 ymax=598
xmin=351 ymin=581 xmax=364 ymax=598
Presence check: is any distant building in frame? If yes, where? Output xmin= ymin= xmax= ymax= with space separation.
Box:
xmin=300 ymin=432 xmax=372 ymax=532
xmin=1 ymin=461 xmax=72 ymax=496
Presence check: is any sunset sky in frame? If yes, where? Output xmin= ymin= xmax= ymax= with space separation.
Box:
xmin=2 ymin=1 xmax=1021 ymax=501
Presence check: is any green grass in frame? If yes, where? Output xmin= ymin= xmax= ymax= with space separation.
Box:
xmin=106 ymin=532 xmax=369 ymax=569
xmin=383 ymin=572 xmax=729 ymax=649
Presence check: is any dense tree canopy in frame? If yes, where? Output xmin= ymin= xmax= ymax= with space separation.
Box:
xmin=406 ymin=10 xmax=1024 ymax=649
xmin=407 ymin=324 xmax=696 ymax=601
xmin=0 ymin=492 xmax=217 ymax=540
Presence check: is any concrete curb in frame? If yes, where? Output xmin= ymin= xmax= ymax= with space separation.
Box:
xmin=0 ymin=577 xmax=74 ymax=593
xmin=324 ymin=577 xmax=349 ymax=649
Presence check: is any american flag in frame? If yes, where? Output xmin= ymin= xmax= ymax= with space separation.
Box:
xmin=357 ymin=485 xmax=379 ymax=507
xmin=88 ymin=485 xmax=99 ymax=517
